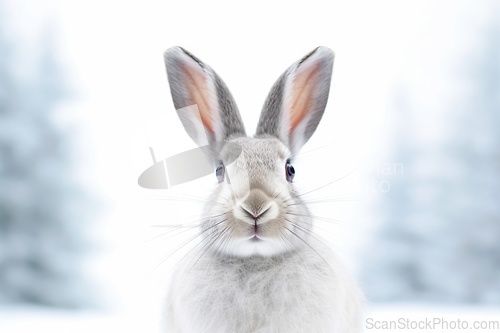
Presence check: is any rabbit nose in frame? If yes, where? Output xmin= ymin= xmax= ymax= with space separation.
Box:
xmin=242 ymin=189 xmax=269 ymax=215
xmin=236 ymin=189 xmax=278 ymax=224
xmin=241 ymin=205 xmax=270 ymax=220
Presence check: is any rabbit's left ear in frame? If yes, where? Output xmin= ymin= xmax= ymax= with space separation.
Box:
xmin=256 ymin=47 xmax=334 ymax=156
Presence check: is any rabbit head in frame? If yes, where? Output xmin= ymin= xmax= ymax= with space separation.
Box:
xmin=164 ymin=46 xmax=333 ymax=257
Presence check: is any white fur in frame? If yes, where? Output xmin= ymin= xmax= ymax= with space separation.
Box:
xmin=165 ymin=245 xmax=361 ymax=333
xmin=163 ymin=138 xmax=362 ymax=332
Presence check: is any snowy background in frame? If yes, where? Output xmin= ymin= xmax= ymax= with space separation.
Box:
xmin=0 ymin=0 xmax=499 ymax=332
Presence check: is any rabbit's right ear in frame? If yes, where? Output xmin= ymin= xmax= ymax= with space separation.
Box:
xmin=164 ymin=47 xmax=246 ymax=150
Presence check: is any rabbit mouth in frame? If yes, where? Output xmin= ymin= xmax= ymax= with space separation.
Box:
xmin=250 ymin=235 xmax=262 ymax=242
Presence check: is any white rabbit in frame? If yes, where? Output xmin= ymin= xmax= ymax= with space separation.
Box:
xmin=162 ymin=46 xmax=362 ymax=333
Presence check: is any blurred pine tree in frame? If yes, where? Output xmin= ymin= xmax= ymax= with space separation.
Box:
xmin=0 ymin=1 xmax=91 ymax=308
xmin=361 ymin=7 xmax=500 ymax=304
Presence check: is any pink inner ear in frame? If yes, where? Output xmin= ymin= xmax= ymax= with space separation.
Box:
xmin=181 ymin=62 xmax=215 ymax=135
xmin=289 ymin=63 xmax=320 ymax=133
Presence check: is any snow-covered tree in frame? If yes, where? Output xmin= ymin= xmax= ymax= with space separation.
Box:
xmin=0 ymin=1 xmax=91 ymax=308
xmin=361 ymin=9 xmax=500 ymax=304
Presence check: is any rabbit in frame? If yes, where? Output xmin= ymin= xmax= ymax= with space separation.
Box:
xmin=162 ymin=46 xmax=362 ymax=333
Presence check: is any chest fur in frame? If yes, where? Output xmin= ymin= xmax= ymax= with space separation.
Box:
xmin=167 ymin=253 xmax=351 ymax=333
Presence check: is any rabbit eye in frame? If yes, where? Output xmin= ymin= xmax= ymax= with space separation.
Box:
xmin=285 ymin=160 xmax=295 ymax=182
xmin=216 ymin=162 xmax=225 ymax=183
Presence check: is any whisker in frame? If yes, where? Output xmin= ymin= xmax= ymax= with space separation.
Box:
xmin=293 ymin=166 xmax=363 ymax=199
xmin=292 ymin=220 xmax=337 ymax=235
xmin=278 ymin=231 xmax=295 ymax=255
xmin=156 ymin=220 xmax=230 ymax=284
xmin=149 ymin=211 xmax=227 ymax=228
xmin=286 ymin=219 xmax=340 ymax=254
xmin=146 ymin=217 xmax=228 ymax=276
xmin=280 ymin=230 xmax=313 ymax=265
xmin=146 ymin=216 xmax=228 ymax=246
xmin=142 ymin=212 xmax=228 ymax=246
xmin=273 ymin=184 xmax=289 ymax=199
xmin=147 ymin=228 xmax=201 ymax=276
xmin=140 ymin=225 xmax=193 ymax=246
xmin=147 ymin=190 xmax=227 ymax=208
xmin=286 ymin=211 xmax=347 ymax=225
xmin=283 ymin=226 xmax=334 ymax=273
xmin=287 ymin=196 xmax=360 ymax=206
xmin=200 ymin=228 xmax=234 ymax=279
xmin=188 ymin=226 xmax=230 ymax=273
